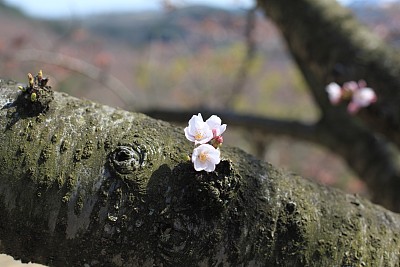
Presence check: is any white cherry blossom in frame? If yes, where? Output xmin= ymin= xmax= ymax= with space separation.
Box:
xmin=184 ymin=113 xmax=213 ymax=145
xmin=192 ymin=144 xmax=221 ymax=172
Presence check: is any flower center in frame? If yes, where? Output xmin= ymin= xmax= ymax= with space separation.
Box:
xmin=199 ymin=151 xmax=208 ymax=162
xmin=342 ymin=89 xmax=353 ymax=101
xmin=195 ymin=131 xmax=204 ymax=140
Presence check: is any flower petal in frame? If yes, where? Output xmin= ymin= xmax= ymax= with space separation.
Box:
xmin=343 ymin=81 xmax=359 ymax=92
xmin=206 ymin=115 xmax=227 ymax=136
xmin=326 ymin=82 xmax=342 ymax=105
xmin=352 ymin=87 xmax=377 ymax=107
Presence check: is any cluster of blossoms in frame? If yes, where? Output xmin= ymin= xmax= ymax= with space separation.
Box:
xmin=326 ymin=80 xmax=377 ymax=114
xmin=184 ymin=113 xmax=226 ymax=172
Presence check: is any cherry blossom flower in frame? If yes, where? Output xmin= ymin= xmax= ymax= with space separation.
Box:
xmin=326 ymin=82 xmax=342 ymax=105
xmin=184 ymin=113 xmax=227 ymax=172
xmin=326 ymin=80 xmax=377 ymax=114
xmin=205 ymin=115 xmax=226 ymax=148
xmin=192 ymin=144 xmax=221 ymax=172
xmin=348 ymin=87 xmax=377 ymax=114
xmin=184 ymin=113 xmax=213 ymax=145
xmin=206 ymin=115 xmax=227 ymax=137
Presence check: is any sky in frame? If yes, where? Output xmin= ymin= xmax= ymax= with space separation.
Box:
xmin=2 ymin=0 xmax=399 ymax=19
xmin=3 ymin=0 xmax=254 ymax=18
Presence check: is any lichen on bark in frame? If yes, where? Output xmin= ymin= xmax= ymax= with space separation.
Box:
xmin=0 ymin=79 xmax=400 ymax=266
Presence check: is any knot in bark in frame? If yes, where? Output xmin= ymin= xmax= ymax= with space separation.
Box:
xmin=109 ymin=144 xmax=147 ymax=174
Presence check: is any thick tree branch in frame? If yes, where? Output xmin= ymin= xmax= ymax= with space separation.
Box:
xmin=1 ymin=80 xmax=400 ymax=266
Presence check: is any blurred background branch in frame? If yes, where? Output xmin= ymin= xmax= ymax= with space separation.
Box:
xmin=224 ymin=5 xmax=258 ymax=108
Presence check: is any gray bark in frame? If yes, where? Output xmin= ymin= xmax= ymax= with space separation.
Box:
xmin=1 ymin=80 xmax=400 ymax=266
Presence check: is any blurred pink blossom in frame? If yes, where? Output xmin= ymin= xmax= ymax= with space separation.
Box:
xmin=348 ymin=87 xmax=377 ymax=114
xmin=326 ymin=80 xmax=377 ymax=114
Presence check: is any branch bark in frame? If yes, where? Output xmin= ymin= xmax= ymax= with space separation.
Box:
xmin=1 ymin=81 xmax=400 ymax=266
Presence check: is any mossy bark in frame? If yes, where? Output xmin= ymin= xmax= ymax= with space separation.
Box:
xmin=1 ymin=79 xmax=400 ymax=266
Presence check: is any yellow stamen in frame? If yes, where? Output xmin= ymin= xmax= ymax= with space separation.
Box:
xmin=195 ymin=132 xmax=203 ymax=140
xmin=199 ymin=152 xmax=208 ymax=162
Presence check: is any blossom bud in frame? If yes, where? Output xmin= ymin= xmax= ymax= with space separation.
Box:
xmin=210 ymin=135 xmax=224 ymax=148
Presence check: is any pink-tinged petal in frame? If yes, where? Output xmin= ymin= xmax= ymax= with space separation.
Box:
xmin=326 ymin=82 xmax=342 ymax=105
xmin=206 ymin=115 xmax=227 ymax=136
xmin=343 ymin=81 xmax=359 ymax=92
xmin=347 ymin=102 xmax=361 ymax=114
xmin=358 ymin=79 xmax=367 ymax=88
xmin=348 ymin=87 xmax=377 ymax=114
xmin=352 ymin=87 xmax=377 ymax=107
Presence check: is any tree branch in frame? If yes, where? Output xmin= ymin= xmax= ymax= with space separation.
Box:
xmin=1 ymin=80 xmax=400 ymax=266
